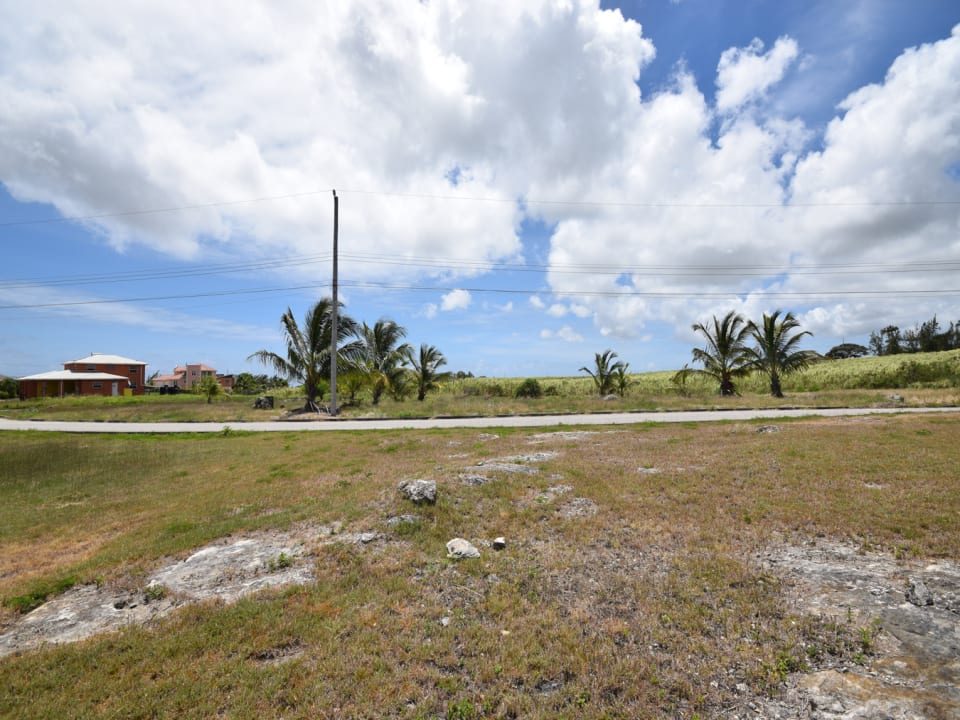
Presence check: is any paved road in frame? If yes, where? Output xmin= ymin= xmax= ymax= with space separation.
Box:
xmin=0 ymin=406 xmax=956 ymax=433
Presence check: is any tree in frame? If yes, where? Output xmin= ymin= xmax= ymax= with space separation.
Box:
xmin=0 ymin=376 xmax=18 ymax=400
xmin=746 ymin=310 xmax=817 ymax=398
xmin=195 ymin=375 xmax=223 ymax=404
xmin=825 ymin=343 xmax=869 ymax=360
xmin=614 ymin=362 xmax=631 ymax=397
xmin=355 ymin=319 xmax=411 ymax=405
xmin=232 ymin=372 xmax=261 ymax=395
xmin=404 ymin=343 xmax=449 ymax=401
xmin=677 ymin=311 xmax=752 ymax=396
xmin=248 ymin=298 xmax=361 ymax=411
xmin=579 ymin=349 xmax=624 ymax=396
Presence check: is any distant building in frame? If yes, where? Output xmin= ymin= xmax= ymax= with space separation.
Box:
xmin=150 ymin=363 xmax=233 ymax=391
xmin=18 ymin=353 xmax=148 ymax=399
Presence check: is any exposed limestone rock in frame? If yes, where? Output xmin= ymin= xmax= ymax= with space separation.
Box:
xmin=446 ymin=538 xmax=480 ymax=559
xmin=398 ymin=479 xmax=437 ymax=504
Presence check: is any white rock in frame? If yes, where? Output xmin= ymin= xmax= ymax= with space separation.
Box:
xmin=446 ymin=538 xmax=480 ymax=559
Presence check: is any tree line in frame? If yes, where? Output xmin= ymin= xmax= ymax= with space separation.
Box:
xmin=579 ymin=310 xmax=817 ymax=399
xmin=868 ymin=316 xmax=960 ymax=356
xmin=248 ymin=298 xmax=449 ymax=411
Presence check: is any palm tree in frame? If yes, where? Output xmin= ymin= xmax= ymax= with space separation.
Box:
xmin=746 ymin=310 xmax=817 ymax=397
xmin=248 ymin=298 xmax=361 ymax=411
xmin=677 ymin=310 xmax=752 ymax=396
xmin=580 ymin=349 xmax=624 ymax=396
xmin=404 ymin=343 xmax=449 ymax=401
xmin=356 ymin=319 xmax=411 ymax=405
xmin=614 ymin=362 xmax=631 ymax=397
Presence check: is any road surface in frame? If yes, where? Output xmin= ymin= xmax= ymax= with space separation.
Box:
xmin=0 ymin=406 xmax=956 ymax=433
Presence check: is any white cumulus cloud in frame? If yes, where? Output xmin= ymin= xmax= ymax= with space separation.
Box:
xmin=540 ymin=325 xmax=584 ymax=342
xmin=440 ymin=288 xmax=472 ymax=311
xmin=716 ymin=36 xmax=799 ymax=112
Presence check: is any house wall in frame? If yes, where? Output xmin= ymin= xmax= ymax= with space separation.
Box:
xmin=19 ymin=378 xmax=131 ymax=399
xmin=63 ymin=361 xmax=146 ymax=394
xmin=178 ymin=364 xmax=215 ymax=389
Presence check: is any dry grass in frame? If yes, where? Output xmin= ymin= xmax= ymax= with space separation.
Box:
xmin=1 ymin=413 xmax=958 ymax=718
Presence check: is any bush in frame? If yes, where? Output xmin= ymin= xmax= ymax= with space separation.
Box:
xmin=514 ymin=378 xmax=543 ymax=399
xmin=0 ymin=377 xmax=18 ymax=399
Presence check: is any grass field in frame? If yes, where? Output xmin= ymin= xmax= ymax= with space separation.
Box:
xmin=2 ymin=349 xmax=959 ymax=423
xmin=1 ymin=411 xmax=958 ymax=718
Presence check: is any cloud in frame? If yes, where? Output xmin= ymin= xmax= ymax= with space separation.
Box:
xmin=0 ymin=283 xmax=269 ymax=341
xmin=540 ymin=325 xmax=584 ymax=342
xmin=440 ymin=288 xmax=471 ymax=311
xmin=422 ymin=303 xmax=438 ymax=319
xmin=546 ymin=303 xmax=568 ymax=317
xmin=0 ymin=5 xmax=957 ymax=356
xmin=716 ymin=36 xmax=799 ymax=112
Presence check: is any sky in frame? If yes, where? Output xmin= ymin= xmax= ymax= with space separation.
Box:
xmin=2 ymin=0 xmax=959 ymax=380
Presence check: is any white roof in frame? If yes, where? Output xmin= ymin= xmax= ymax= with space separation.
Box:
xmin=19 ymin=370 xmax=130 ymax=381
xmin=66 ymin=353 xmax=147 ymax=365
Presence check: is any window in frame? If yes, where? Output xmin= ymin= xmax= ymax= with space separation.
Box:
xmin=87 ymin=365 xmax=95 ymax=372
xmin=93 ymin=382 xmax=102 ymax=389
xmin=129 ymin=366 xmax=138 ymax=374
xmin=130 ymin=382 xmax=137 ymax=389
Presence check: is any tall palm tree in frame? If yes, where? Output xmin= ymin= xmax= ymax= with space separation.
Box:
xmin=678 ymin=310 xmax=752 ymax=396
xmin=404 ymin=343 xmax=449 ymax=401
xmin=356 ymin=319 xmax=411 ymax=405
xmin=248 ymin=298 xmax=361 ymax=411
xmin=746 ymin=310 xmax=816 ymax=398
xmin=580 ymin=349 xmax=624 ymax=396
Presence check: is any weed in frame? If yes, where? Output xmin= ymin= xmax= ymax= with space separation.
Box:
xmin=447 ymin=699 xmax=477 ymax=720
xmin=143 ymin=585 xmax=166 ymax=602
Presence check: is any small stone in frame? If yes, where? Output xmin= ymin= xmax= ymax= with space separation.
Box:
xmin=359 ymin=532 xmax=377 ymax=544
xmin=440 ymin=616 xmax=450 ymax=627
xmin=493 ymin=537 xmax=507 ymax=551
xmin=386 ymin=514 xmax=420 ymax=527
xmin=446 ymin=538 xmax=480 ymax=559
xmin=756 ymin=425 xmax=781 ymax=434
xmin=905 ymin=578 xmax=934 ymax=606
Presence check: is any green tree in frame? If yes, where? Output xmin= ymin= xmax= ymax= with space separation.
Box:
xmin=404 ymin=343 xmax=450 ymax=401
xmin=614 ymin=362 xmax=631 ymax=397
xmin=195 ymin=375 xmax=223 ymax=404
xmin=746 ymin=310 xmax=817 ymax=398
xmin=825 ymin=343 xmax=869 ymax=360
xmin=356 ymin=319 xmax=411 ymax=405
xmin=579 ymin=349 xmax=624 ymax=396
xmin=232 ymin=372 xmax=262 ymax=395
xmin=0 ymin=376 xmax=18 ymax=400
xmin=248 ymin=298 xmax=361 ymax=411
xmin=676 ymin=310 xmax=752 ymax=396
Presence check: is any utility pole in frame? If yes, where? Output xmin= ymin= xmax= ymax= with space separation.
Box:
xmin=330 ymin=189 xmax=339 ymax=416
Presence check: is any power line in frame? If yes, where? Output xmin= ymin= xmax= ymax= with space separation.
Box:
xmin=3 ymin=186 xmax=959 ymax=228
xmin=3 ymin=279 xmax=959 ymax=311
xmin=0 ymin=190 xmax=336 ymax=228
xmin=0 ymin=253 xmax=330 ymax=290
xmin=3 ymin=248 xmax=958 ymax=292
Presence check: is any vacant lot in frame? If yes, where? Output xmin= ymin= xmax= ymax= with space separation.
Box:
xmin=1 ymin=413 xmax=958 ymax=718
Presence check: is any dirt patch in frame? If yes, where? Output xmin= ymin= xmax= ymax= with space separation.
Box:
xmin=0 ymin=522 xmax=361 ymax=658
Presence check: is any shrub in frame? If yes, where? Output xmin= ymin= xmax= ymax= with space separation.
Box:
xmin=514 ymin=378 xmax=544 ymax=399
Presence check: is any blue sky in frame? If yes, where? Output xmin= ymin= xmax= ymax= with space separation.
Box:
xmin=2 ymin=1 xmax=959 ymax=380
